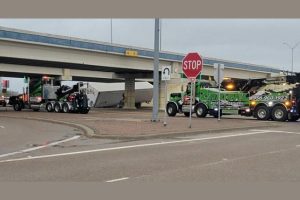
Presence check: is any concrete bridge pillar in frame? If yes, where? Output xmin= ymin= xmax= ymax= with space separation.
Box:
xmin=59 ymin=68 xmax=72 ymax=81
xmin=124 ymin=77 xmax=136 ymax=109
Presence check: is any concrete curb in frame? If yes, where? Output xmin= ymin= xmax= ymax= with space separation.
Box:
xmin=0 ymin=115 xmax=96 ymax=138
xmin=0 ymin=115 xmax=279 ymax=140
xmin=91 ymin=124 xmax=280 ymax=140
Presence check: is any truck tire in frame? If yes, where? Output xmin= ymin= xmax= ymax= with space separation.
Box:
xmin=2 ymin=102 xmax=6 ymax=107
xmin=62 ymin=103 xmax=70 ymax=113
xmin=194 ymin=103 xmax=207 ymax=118
xmin=54 ymin=103 xmax=61 ymax=113
xmin=166 ymin=103 xmax=177 ymax=117
xmin=254 ymin=105 xmax=270 ymax=120
xmin=13 ymin=103 xmax=22 ymax=111
xmin=46 ymin=102 xmax=54 ymax=112
xmin=271 ymin=105 xmax=288 ymax=121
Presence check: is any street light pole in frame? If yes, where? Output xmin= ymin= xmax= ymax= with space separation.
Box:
xmin=283 ymin=42 xmax=300 ymax=72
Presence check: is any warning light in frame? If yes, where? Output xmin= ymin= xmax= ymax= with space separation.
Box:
xmin=285 ymin=101 xmax=291 ymax=107
xmin=250 ymin=100 xmax=256 ymax=106
xmin=226 ymin=83 xmax=235 ymax=90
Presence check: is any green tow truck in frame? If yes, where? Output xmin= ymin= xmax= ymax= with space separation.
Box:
xmin=166 ymin=81 xmax=250 ymax=118
xmin=167 ymin=75 xmax=300 ymax=122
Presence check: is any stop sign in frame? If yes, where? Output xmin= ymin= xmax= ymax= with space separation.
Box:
xmin=182 ymin=52 xmax=203 ymax=80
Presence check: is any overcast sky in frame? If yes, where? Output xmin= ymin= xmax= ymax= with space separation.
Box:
xmin=1 ymin=19 xmax=300 ymax=91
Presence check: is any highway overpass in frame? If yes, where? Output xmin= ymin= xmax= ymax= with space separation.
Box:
xmin=0 ymin=26 xmax=281 ymax=109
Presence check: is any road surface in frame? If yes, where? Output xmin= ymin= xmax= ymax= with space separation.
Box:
xmin=0 ymin=119 xmax=299 ymax=182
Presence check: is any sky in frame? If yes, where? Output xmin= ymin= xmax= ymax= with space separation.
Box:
xmin=0 ymin=19 xmax=300 ymax=92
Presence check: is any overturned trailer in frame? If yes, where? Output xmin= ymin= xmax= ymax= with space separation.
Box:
xmin=86 ymin=82 xmax=153 ymax=109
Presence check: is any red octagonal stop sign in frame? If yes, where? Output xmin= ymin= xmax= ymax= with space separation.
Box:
xmin=182 ymin=52 xmax=203 ymax=80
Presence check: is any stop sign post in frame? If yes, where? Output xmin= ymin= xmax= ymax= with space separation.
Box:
xmin=182 ymin=52 xmax=203 ymax=128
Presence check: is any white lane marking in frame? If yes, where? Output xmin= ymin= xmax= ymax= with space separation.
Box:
xmin=251 ymin=129 xmax=300 ymax=134
xmin=0 ymin=126 xmax=5 ymax=128
xmin=0 ymin=130 xmax=270 ymax=163
xmin=106 ymin=177 xmax=129 ymax=183
xmin=0 ymin=135 xmax=80 ymax=159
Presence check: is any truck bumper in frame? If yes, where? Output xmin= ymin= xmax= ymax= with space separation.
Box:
xmin=239 ymin=108 xmax=253 ymax=117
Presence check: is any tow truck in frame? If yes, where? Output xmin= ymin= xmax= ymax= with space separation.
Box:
xmin=166 ymin=80 xmax=249 ymax=118
xmin=167 ymin=74 xmax=300 ymax=122
xmin=9 ymin=76 xmax=90 ymax=114
xmin=239 ymin=75 xmax=300 ymax=121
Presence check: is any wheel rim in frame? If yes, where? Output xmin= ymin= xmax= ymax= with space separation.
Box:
xmin=15 ymin=104 xmax=19 ymax=110
xmin=197 ymin=107 xmax=203 ymax=115
xmin=55 ymin=105 xmax=59 ymax=112
xmin=257 ymin=109 xmax=266 ymax=119
xmin=168 ymin=107 xmax=173 ymax=114
xmin=47 ymin=104 xmax=52 ymax=111
xmin=274 ymin=109 xmax=283 ymax=119
xmin=63 ymin=106 xmax=68 ymax=113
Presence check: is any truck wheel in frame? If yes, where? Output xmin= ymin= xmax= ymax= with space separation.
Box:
xmin=195 ymin=104 xmax=207 ymax=118
xmin=2 ymin=102 xmax=6 ymax=107
xmin=184 ymin=112 xmax=190 ymax=117
xmin=62 ymin=103 xmax=70 ymax=113
xmin=46 ymin=102 xmax=53 ymax=112
xmin=166 ymin=103 xmax=177 ymax=117
xmin=271 ymin=105 xmax=287 ymax=121
xmin=54 ymin=103 xmax=61 ymax=113
xmin=254 ymin=106 xmax=270 ymax=120
xmin=13 ymin=103 xmax=22 ymax=111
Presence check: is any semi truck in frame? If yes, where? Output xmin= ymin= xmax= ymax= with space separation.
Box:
xmin=9 ymin=77 xmax=90 ymax=114
xmin=167 ymin=74 xmax=300 ymax=122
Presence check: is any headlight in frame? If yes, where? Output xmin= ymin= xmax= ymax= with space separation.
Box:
xmin=285 ymin=101 xmax=291 ymax=107
xmin=268 ymin=101 xmax=273 ymax=107
xmin=250 ymin=100 xmax=256 ymax=106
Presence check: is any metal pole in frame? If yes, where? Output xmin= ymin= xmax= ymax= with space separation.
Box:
xmin=292 ymin=48 xmax=294 ymax=73
xmin=159 ymin=19 xmax=162 ymax=51
xmin=163 ymin=80 xmax=167 ymax=126
xmin=152 ymin=18 xmax=160 ymax=122
xmin=218 ymin=64 xmax=221 ymax=121
xmin=283 ymin=42 xmax=299 ymax=73
xmin=110 ymin=19 xmax=113 ymax=44
xmin=189 ymin=81 xmax=193 ymax=128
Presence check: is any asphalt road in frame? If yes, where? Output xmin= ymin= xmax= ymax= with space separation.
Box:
xmin=0 ymin=120 xmax=299 ymax=182
xmin=0 ymin=117 xmax=82 ymax=159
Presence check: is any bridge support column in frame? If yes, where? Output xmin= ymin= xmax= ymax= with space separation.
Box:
xmin=124 ymin=77 xmax=136 ymax=109
xmin=159 ymin=77 xmax=183 ymax=110
xmin=59 ymin=68 xmax=72 ymax=81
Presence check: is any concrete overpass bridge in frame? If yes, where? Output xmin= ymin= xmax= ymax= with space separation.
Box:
xmin=0 ymin=26 xmax=281 ymax=109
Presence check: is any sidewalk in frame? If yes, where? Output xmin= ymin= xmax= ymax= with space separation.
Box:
xmin=0 ymin=108 xmax=278 ymax=139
